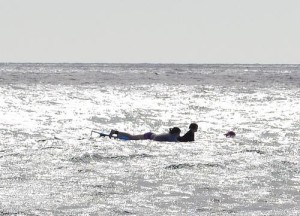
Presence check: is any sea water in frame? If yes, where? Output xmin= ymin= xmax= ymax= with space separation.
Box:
xmin=0 ymin=63 xmax=299 ymax=215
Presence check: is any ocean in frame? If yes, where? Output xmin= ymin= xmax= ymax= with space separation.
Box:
xmin=0 ymin=63 xmax=299 ymax=215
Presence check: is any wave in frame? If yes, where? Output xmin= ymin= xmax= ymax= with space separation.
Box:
xmin=70 ymin=153 xmax=152 ymax=163
xmin=244 ymin=149 xmax=265 ymax=154
xmin=165 ymin=162 xmax=223 ymax=170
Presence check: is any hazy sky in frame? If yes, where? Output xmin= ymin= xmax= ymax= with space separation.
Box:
xmin=1 ymin=0 xmax=300 ymax=64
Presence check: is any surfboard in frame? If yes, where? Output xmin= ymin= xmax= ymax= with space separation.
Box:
xmin=90 ymin=130 xmax=128 ymax=140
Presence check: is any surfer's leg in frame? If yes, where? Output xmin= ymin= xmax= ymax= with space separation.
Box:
xmin=109 ymin=130 xmax=144 ymax=140
xmin=117 ymin=131 xmax=133 ymax=140
xmin=109 ymin=130 xmax=118 ymax=138
xmin=117 ymin=132 xmax=145 ymax=140
xmin=130 ymin=135 xmax=145 ymax=140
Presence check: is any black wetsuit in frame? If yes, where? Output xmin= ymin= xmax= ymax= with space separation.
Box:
xmin=177 ymin=130 xmax=194 ymax=142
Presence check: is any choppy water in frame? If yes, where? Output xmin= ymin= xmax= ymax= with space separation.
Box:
xmin=0 ymin=63 xmax=300 ymax=215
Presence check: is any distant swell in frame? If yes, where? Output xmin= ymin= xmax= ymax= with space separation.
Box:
xmin=244 ymin=149 xmax=265 ymax=154
xmin=70 ymin=153 xmax=152 ymax=163
xmin=165 ymin=163 xmax=222 ymax=170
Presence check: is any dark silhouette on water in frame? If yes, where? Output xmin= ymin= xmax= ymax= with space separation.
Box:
xmin=178 ymin=123 xmax=198 ymax=142
xmin=224 ymin=131 xmax=236 ymax=138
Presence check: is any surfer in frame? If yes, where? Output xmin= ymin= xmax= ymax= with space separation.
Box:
xmin=177 ymin=123 xmax=198 ymax=142
xmin=108 ymin=127 xmax=181 ymax=142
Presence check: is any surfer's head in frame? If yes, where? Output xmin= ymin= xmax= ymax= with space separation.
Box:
xmin=169 ymin=127 xmax=181 ymax=135
xmin=189 ymin=123 xmax=198 ymax=132
xmin=224 ymin=131 xmax=236 ymax=138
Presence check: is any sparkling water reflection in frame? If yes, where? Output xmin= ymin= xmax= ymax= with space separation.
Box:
xmin=0 ymin=64 xmax=299 ymax=215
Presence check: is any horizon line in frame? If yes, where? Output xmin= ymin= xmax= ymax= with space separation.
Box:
xmin=0 ymin=62 xmax=299 ymax=65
